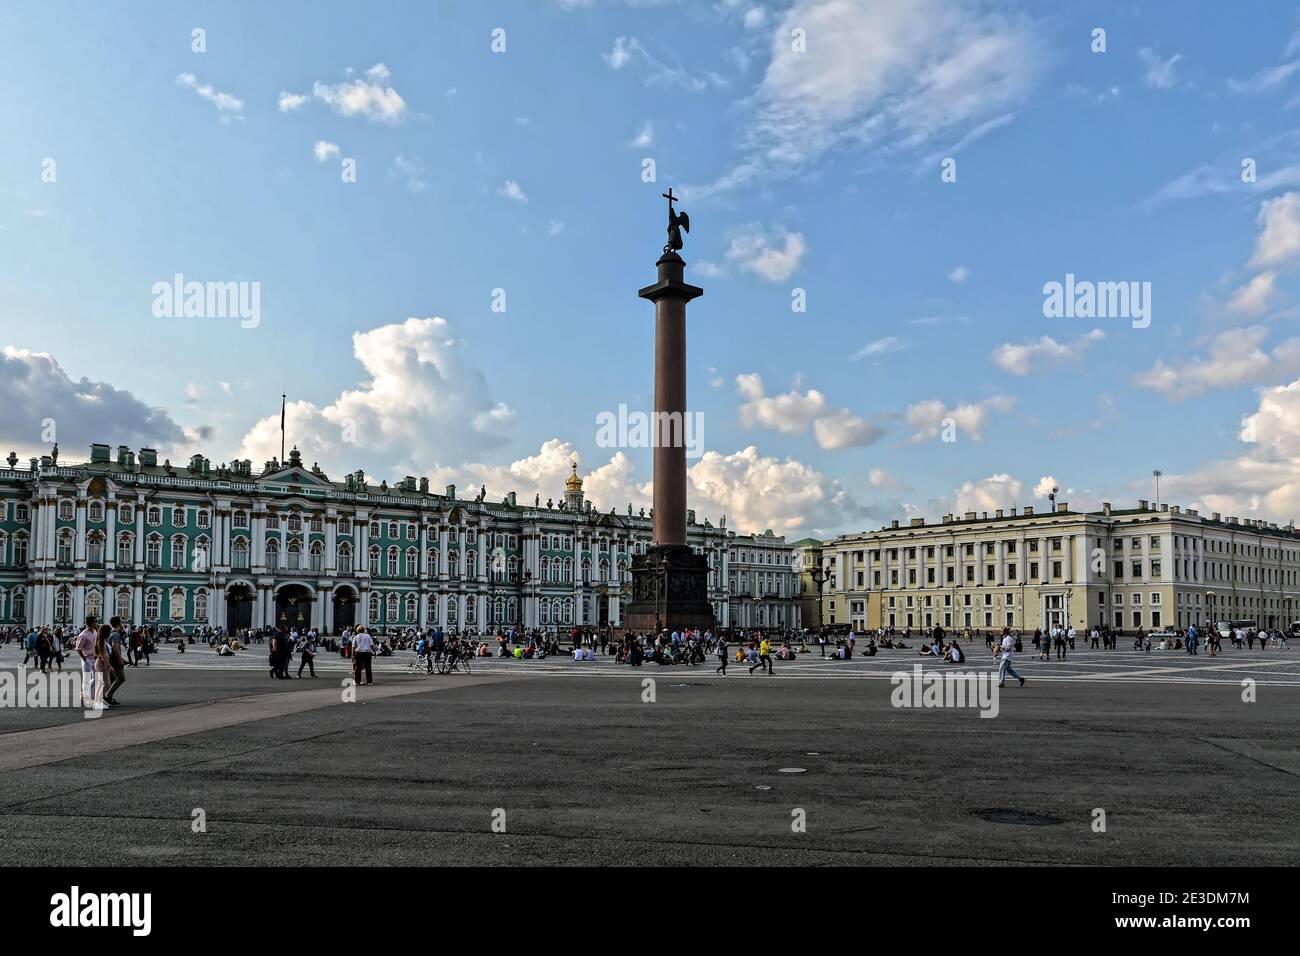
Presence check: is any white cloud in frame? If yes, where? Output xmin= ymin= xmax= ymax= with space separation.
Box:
xmin=630 ymin=121 xmax=654 ymax=147
xmin=1250 ymin=192 xmax=1300 ymax=269
xmin=547 ymin=220 xmax=566 ymax=236
xmin=736 ymin=373 xmax=883 ymax=450
xmin=604 ymin=36 xmax=635 ymax=69
xmin=313 ymin=140 xmax=340 ymax=163
xmin=311 ymin=63 xmax=408 ymax=124
xmin=391 ymin=153 xmax=427 ymax=192
xmin=1138 ymin=47 xmax=1183 ymax=90
xmin=0 ymin=347 xmax=189 ymax=456
xmin=278 ymin=92 xmax=308 ymax=112
xmin=1134 ymin=326 xmax=1300 ymax=400
xmin=952 ymin=474 xmax=1022 ymax=514
xmin=689 ymin=0 xmax=1041 ymax=198
xmin=1228 ymin=61 xmax=1300 ymax=94
xmin=601 ymin=35 xmax=721 ymax=91
xmin=235 ymin=317 xmax=512 ymax=476
xmin=176 ymin=73 xmax=244 ymax=121
xmin=853 ymin=336 xmax=905 ymax=360
xmin=725 ymin=226 xmax=807 ymax=282
xmin=904 ymin=394 xmax=1015 ymax=442
xmin=185 ymin=382 xmax=203 ymax=401
xmin=499 ymin=180 xmax=528 ymax=203
xmin=947 ymin=265 xmax=969 ymax=283
xmin=1226 ymin=271 xmax=1278 ymax=317
xmin=693 ymin=261 xmax=728 ymax=279
xmin=990 ymin=329 xmax=1105 ymax=376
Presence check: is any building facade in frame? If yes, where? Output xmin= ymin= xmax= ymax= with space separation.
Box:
xmin=723 ymin=529 xmax=801 ymax=629
xmin=0 ymin=443 xmax=796 ymax=634
xmin=788 ymin=537 xmax=825 ymax=629
xmin=819 ymin=499 xmax=1300 ymax=634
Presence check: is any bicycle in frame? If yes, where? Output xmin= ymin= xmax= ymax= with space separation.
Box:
xmin=435 ymin=643 xmax=474 ymax=675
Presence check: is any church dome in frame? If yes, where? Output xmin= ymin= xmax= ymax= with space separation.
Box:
xmin=565 ymin=460 xmax=583 ymax=492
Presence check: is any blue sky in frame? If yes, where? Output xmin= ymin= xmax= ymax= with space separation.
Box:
xmin=4 ymin=0 xmax=1300 ymax=538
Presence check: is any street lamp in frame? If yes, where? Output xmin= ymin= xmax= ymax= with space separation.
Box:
xmin=1153 ymin=470 xmax=1162 ymax=510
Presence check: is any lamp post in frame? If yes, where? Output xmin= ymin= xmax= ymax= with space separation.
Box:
xmin=1153 ymin=470 xmax=1162 ymax=510
xmin=809 ymin=561 xmax=829 ymax=632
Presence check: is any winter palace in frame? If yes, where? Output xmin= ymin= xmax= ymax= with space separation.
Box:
xmin=0 ymin=443 xmax=801 ymax=634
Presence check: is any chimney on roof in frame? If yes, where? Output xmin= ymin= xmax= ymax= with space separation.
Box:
xmin=964 ymin=512 xmax=976 ymax=520
xmin=1138 ymin=498 xmax=1148 ymax=511
xmin=1160 ymin=502 xmax=1169 ymax=512
xmin=995 ymin=509 xmax=1003 ymax=518
xmin=1187 ymin=508 xmax=1198 ymax=516
xmin=1171 ymin=505 xmax=1180 ymax=515
xmin=981 ymin=512 xmax=989 ymax=520
xmin=890 ymin=519 xmax=899 ymax=529
xmin=1009 ymin=506 xmax=1017 ymax=516
xmin=910 ymin=517 xmax=924 ymax=527
xmin=1212 ymin=512 xmax=1220 ymax=521
xmin=1023 ymin=505 xmax=1033 ymax=516
xmin=445 ymin=484 xmax=456 ymax=499
xmin=942 ymin=514 xmax=952 ymax=524
xmin=1102 ymin=501 xmax=1112 ymax=516
xmin=1056 ymin=502 xmax=1069 ymax=513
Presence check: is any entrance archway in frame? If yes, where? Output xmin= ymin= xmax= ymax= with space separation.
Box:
xmin=226 ymin=583 xmax=254 ymax=632
xmin=332 ymin=585 xmax=357 ymax=634
xmin=275 ymin=583 xmax=314 ymax=631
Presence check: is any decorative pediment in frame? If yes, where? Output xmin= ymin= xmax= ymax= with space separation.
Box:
xmin=256 ymin=464 xmax=331 ymax=488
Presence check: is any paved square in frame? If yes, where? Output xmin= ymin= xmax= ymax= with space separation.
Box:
xmin=1 ymin=642 xmax=1296 ymax=866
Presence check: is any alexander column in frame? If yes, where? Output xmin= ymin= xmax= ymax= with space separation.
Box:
xmin=625 ymin=188 xmax=715 ymax=635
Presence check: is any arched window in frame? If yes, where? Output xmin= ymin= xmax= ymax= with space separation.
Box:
xmin=54 ymin=586 xmax=71 ymax=622
xmin=171 ymin=535 xmax=187 ymax=569
xmin=387 ymin=547 xmax=399 ymax=578
xmin=405 ymin=548 xmax=417 ymax=578
xmin=118 ymin=503 xmax=132 ymax=524
xmin=147 ymin=506 xmax=162 ymax=525
xmin=388 ymin=521 xmax=399 ymax=539
xmin=368 ymin=592 xmax=381 ymax=620
xmin=58 ymin=499 xmax=74 ymax=521
xmin=508 ymin=557 xmax=518 ymax=581
xmin=88 ymin=500 xmax=104 ymax=523
xmin=493 ymin=597 xmax=504 ymax=623
xmin=540 ymin=597 xmax=550 ymax=625
xmin=425 ymin=599 xmax=437 ymax=624
xmin=232 ymin=537 xmax=249 ymax=570
xmin=466 ymin=600 xmax=476 ymax=625
xmin=145 ymin=588 xmax=161 ymax=621
xmin=405 ymin=592 xmax=417 ymax=622
xmin=309 ymin=541 xmax=323 ymax=572
xmin=197 ymin=510 xmax=211 ymax=529
xmin=171 ymin=506 xmax=186 ymax=526
xmin=194 ymin=589 xmax=209 ymax=622
xmin=564 ymin=557 xmax=573 ymax=583
xmin=310 ymin=515 xmax=322 ymax=533
xmin=508 ymin=597 xmax=517 ymax=623
xmin=0 ymin=532 xmax=7 ymax=566
xmin=116 ymin=588 xmax=132 ymax=620
xmin=233 ymin=510 xmax=249 ymax=530
xmin=287 ymin=540 xmax=302 ymax=571
xmin=288 ymin=512 xmax=302 ymax=532
xmin=337 ymin=542 xmax=352 ymax=575
xmin=540 ymin=556 xmax=550 ymax=583
xmin=386 ymin=592 xmax=400 ymax=622
xmin=146 ymin=534 xmax=162 ymax=567
xmin=446 ymin=599 xmax=458 ymax=625
xmin=169 ymin=588 xmax=186 ymax=620
xmin=86 ymin=587 xmax=103 ymax=622
xmin=265 ymin=538 xmax=280 ymax=571
xmin=581 ymin=558 xmax=591 ymax=583
xmin=467 ymin=550 xmax=476 ymax=578
xmin=12 ymin=587 xmax=26 ymax=623
xmin=15 ymin=503 xmax=29 ymax=523
xmin=369 ymin=521 xmax=380 ymax=538
xmin=427 ymin=549 xmax=437 ymax=574
xmin=87 ymin=533 xmax=105 ymax=566
xmin=562 ymin=598 xmax=573 ymax=624
xmin=367 ymin=545 xmax=380 ymax=573
xmin=338 ymin=517 xmax=352 ymax=535
xmin=599 ymin=559 xmax=610 ymax=583
xmin=449 ymin=551 xmax=460 ymax=579
xmin=56 ymin=530 xmax=73 ymax=565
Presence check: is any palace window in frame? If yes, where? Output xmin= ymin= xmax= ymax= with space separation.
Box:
xmin=194 ymin=590 xmax=208 ymax=622
xmin=405 ymin=593 xmax=418 ymax=622
xmin=337 ymin=543 xmax=352 ymax=575
xmin=197 ymin=510 xmax=211 ymax=529
xmin=58 ymin=500 xmax=74 ymax=521
xmin=406 ymin=547 xmax=418 ymax=577
xmin=87 ymin=533 xmax=105 ymax=566
xmin=171 ymin=535 xmax=187 ymax=569
xmin=386 ymin=592 xmax=400 ymax=622
xmin=120 ymin=535 xmax=136 ymax=567
xmin=168 ymin=588 xmax=185 ymax=621
xmin=16 ymin=503 xmax=29 ymax=523
xmin=145 ymin=589 xmax=161 ymax=621
xmin=268 ymin=514 xmax=280 ymax=530
xmin=368 ymin=593 xmax=381 ymax=621
xmin=310 ymin=541 xmax=324 ymax=572
xmin=370 ymin=521 xmax=380 ymax=538
xmin=116 ymin=588 xmax=131 ymax=620
xmin=387 ymin=547 xmax=399 ymax=578
xmin=310 ymin=516 xmax=322 ymax=533
xmin=426 ymin=600 xmax=437 ymax=625
xmin=427 ymin=549 xmax=437 ymax=574
xmin=407 ymin=523 xmax=416 ymax=540
xmin=55 ymin=586 xmax=71 ymax=622
xmin=368 ymin=545 xmax=380 ymax=572
xmin=88 ymin=500 xmax=104 ymax=523
xmin=287 ymin=540 xmax=301 ymax=571
xmin=339 ymin=517 xmax=351 ymax=535
xmin=288 ymin=513 xmax=302 ymax=533
xmin=265 ymin=539 xmax=279 ymax=571
xmin=233 ymin=510 xmax=249 ymax=530
xmin=172 ymin=507 xmax=186 ymax=526
xmin=388 ymin=522 xmax=399 ymax=539
xmin=232 ymin=537 xmax=249 ymax=570
xmin=449 ymin=552 xmax=459 ymax=579
xmin=57 ymin=531 xmax=73 ymax=565
xmin=86 ymin=588 xmax=103 ymax=622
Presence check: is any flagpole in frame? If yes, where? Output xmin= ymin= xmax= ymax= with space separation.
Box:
xmin=280 ymin=394 xmax=286 ymax=463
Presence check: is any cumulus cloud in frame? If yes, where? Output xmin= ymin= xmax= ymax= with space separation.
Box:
xmin=736 ymin=373 xmax=884 ymax=450
xmin=1134 ymin=326 xmax=1300 ymax=400
xmin=278 ymin=92 xmax=308 ymax=112
xmin=0 ymin=347 xmax=189 ymax=456
xmin=688 ymin=0 xmax=1041 ymax=198
xmin=1226 ymin=271 xmax=1278 ymax=317
xmin=952 ymin=473 xmax=1022 ymax=514
xmin=235 ymin=317 xmax=513 ymax=476
xmin=308 ymin=63 xmax=408 ymax=124
xmin=1249 ymin=192 xmax=1300 ymax=269
xmin=499 ymin=180 xmax=528 ymax=203
xmin=725 ymin=226 xmax=807 ymax=282
xmin=904 ymin=394 xmax=1015 ymax=442
xmin=313 ymin=140 xmax=340 ymax=163
xmin=990 ymin=329 xmax=1105 ymax=375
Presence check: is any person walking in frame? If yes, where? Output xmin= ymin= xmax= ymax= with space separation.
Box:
xmin=75 ymin=617 xmax=97 ymax=706
xmin=297 ymin=632 xmax=317 ymax=678
xmin=749 ymin=634 xmax=773 ymax=675
xmin=104 ymin=617 xmax=127 ymax=706
xmin=997 ymin=631 xmax=1026 ymax=688
xmin=352 ymin=627 xmax=374 ymax=685
xmin=91 ymin=625 xmax=113 ymax=708
xmin=715 ymin=636 xmax=729 ymax=675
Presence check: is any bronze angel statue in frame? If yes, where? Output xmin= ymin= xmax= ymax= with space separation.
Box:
xmin=663 ymin=187 xmax=689 ymax=253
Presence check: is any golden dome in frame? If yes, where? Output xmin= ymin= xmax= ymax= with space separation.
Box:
xmin=565 ymin=460 xmax=583 ymax=492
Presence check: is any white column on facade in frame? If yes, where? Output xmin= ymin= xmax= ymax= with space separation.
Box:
xmin=75 ymin=496 xmax=87 ymax=562
xmin=1038 ymin=536 xmax=1048 ymax=583
xmin=132 ymin=584 xmax=143 ymax=626
xmin=356 ymin=517 xmax=369 ymax=574
xmin=438 ymin=526 xmax=448 ymax=576
xmin=135 ymin=496 xmax=146 ymax=565
xmin=437 ymin=592 xmax=448 ymax=629
xmin=105 ymin=498 xmax=116 ymax=571
xmin=996 ymin=540 xmax=1006 ymax=586
xmin=1064 ymin=534 xmax=1074 ymax=582
xmin=1161 ymin=531 xmax=1174 ymax=583
xmin=418 ymin=522 xmax=428 ymax=578
xmin=326 ymin=515 xmax=338 ymax=576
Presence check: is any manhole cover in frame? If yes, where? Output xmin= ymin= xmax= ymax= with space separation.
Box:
xmin=754 ymin=785 xmax=772 ymax=791
xmin=777 ymin=767 xmax=808 ymax=774
xmin=804 ymin=752 xmax=821 ymax=756
xmin=974 ymin=808 xmax=1064 ymax=827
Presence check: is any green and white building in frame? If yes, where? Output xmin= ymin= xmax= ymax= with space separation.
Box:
xmin=0 ymin=442 xmax=796 ymax=634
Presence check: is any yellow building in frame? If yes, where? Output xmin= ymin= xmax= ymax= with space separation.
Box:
xmin=819 ymin=499 xmax=1300 ymax=634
